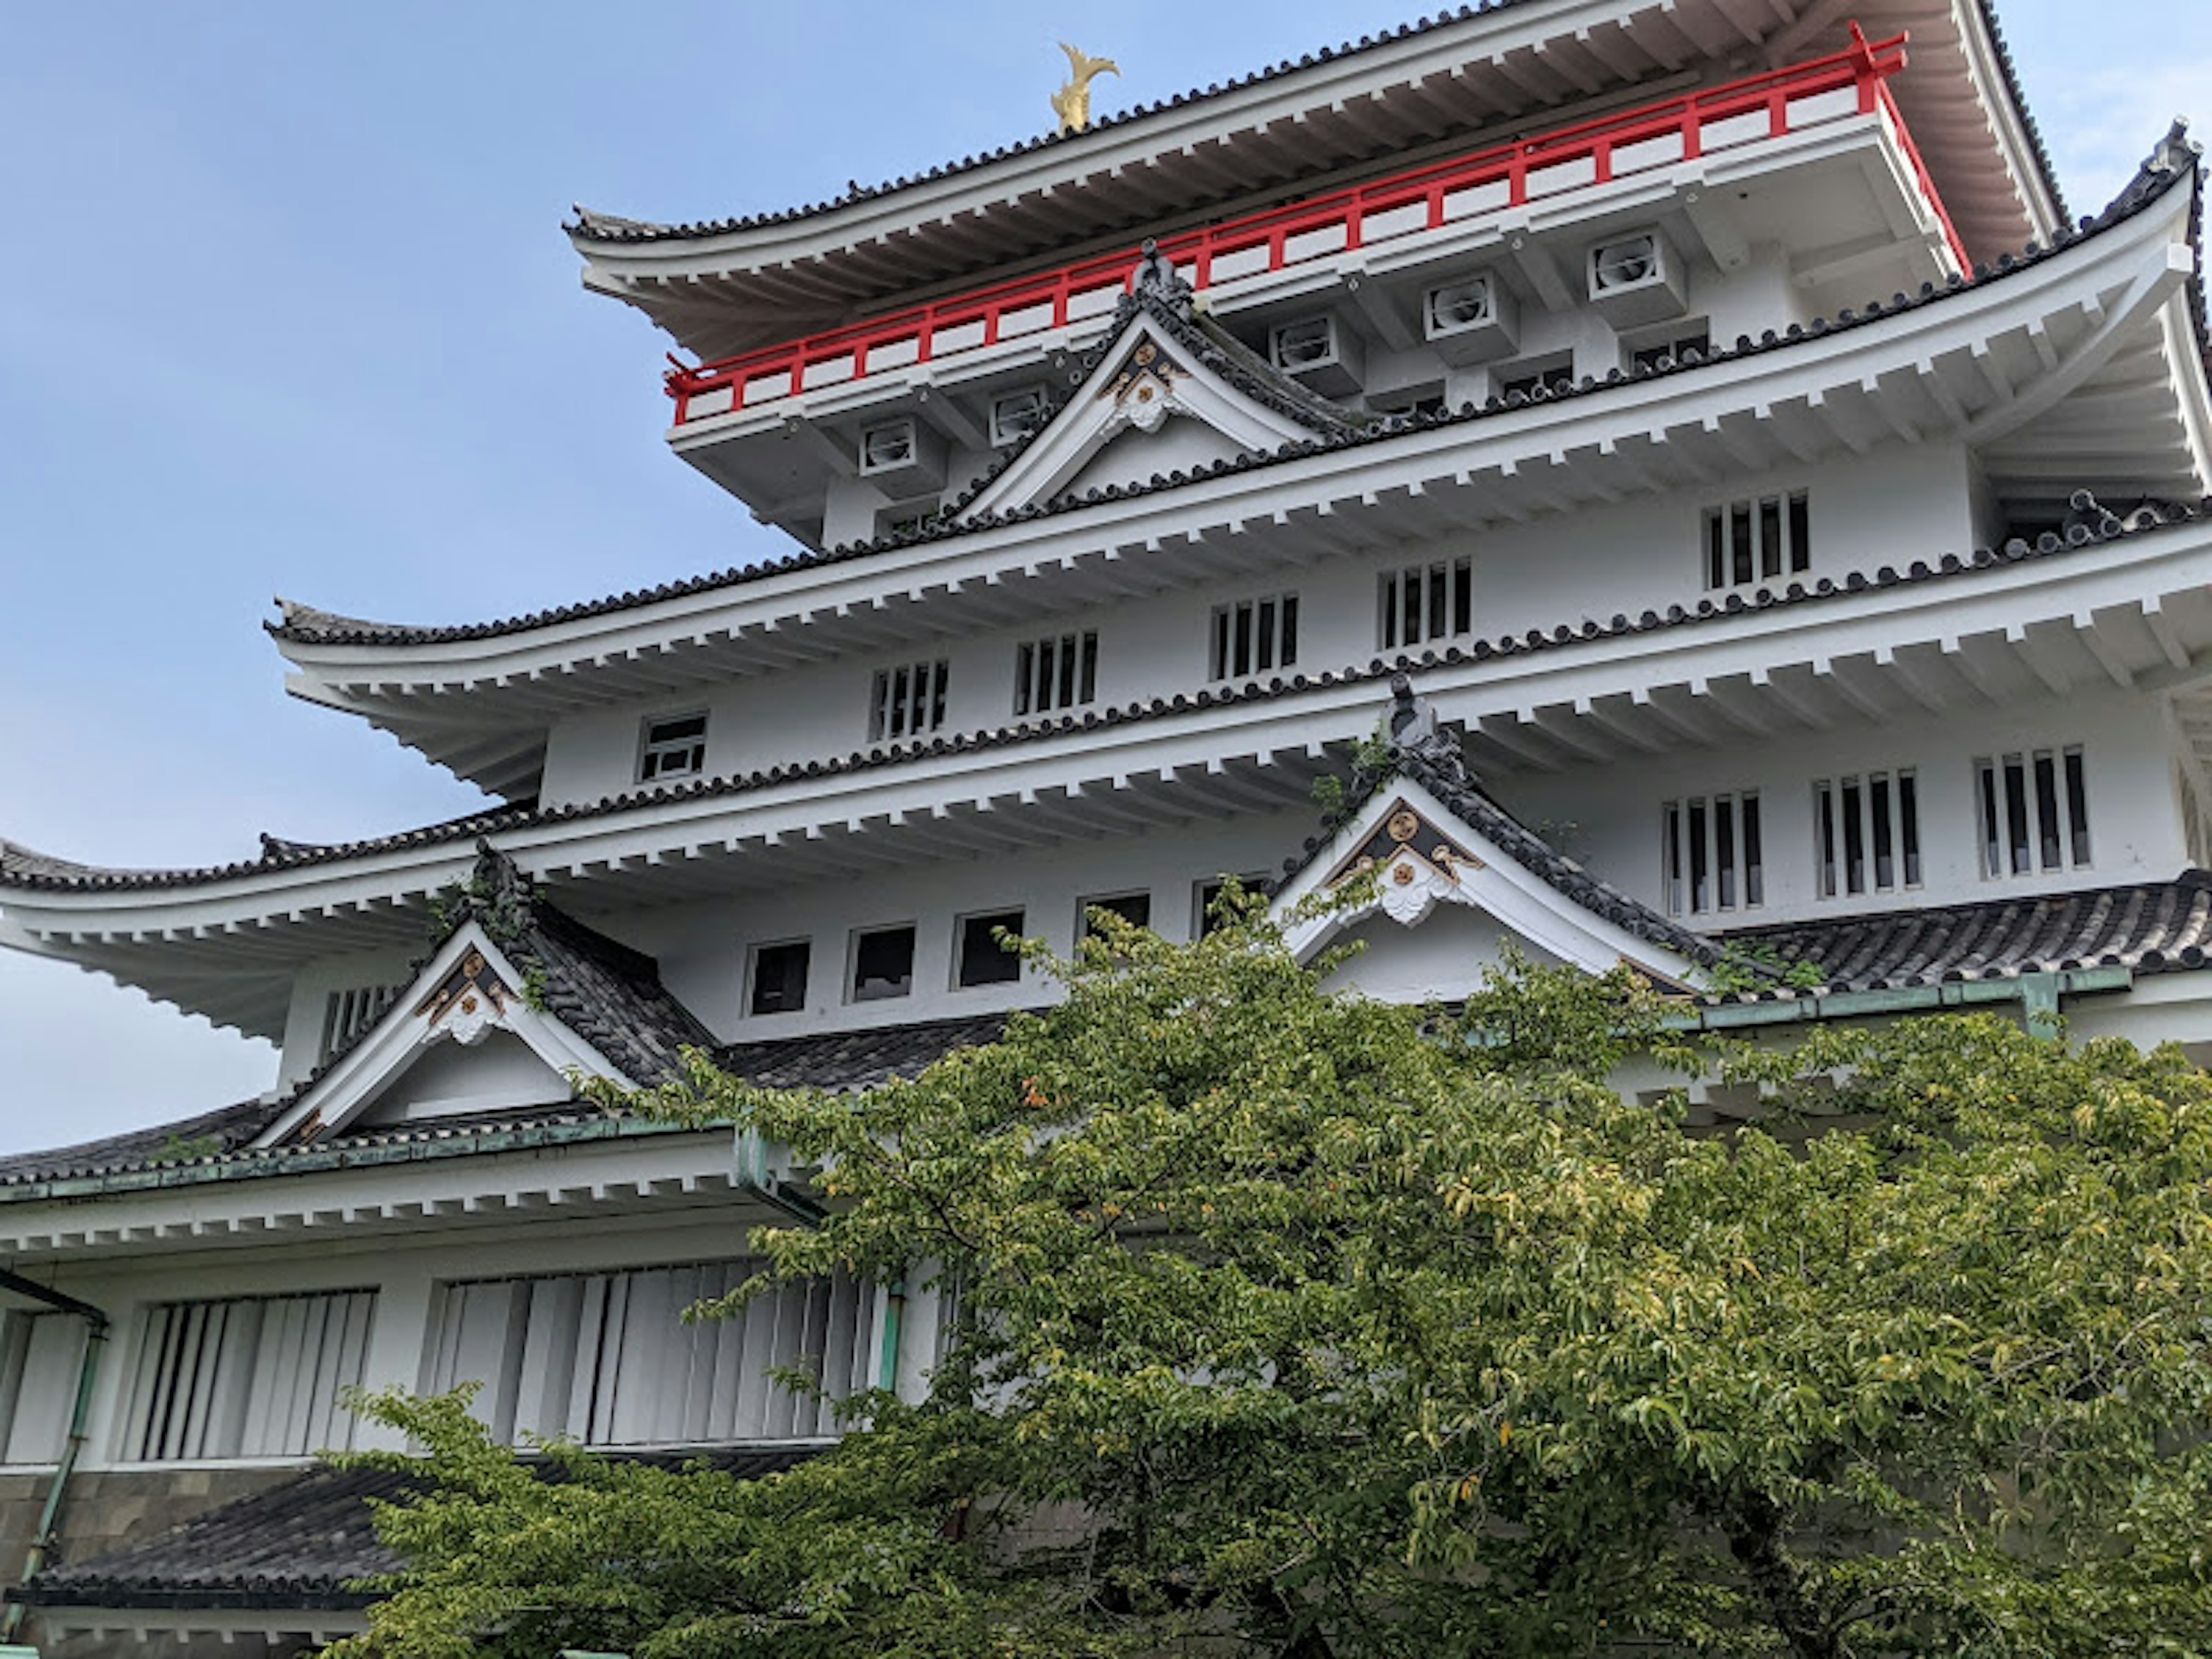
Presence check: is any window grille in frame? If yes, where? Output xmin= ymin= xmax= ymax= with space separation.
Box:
xmin=319 ymin=984 xmax=397 ymax=1062
xmin=639 ymin=713 xmax=709 ymax=782
xmin=1210 ymin=594 xmax=1299 ymax=681
xmin=1378 ymin=557 xmax=1473 ymax=650
xmin=124 ymin=1291 xmax=376 ymax=1461
xmin=869 ymin=660 xmax=949 ymax=741
xmin=427 ymin=1260 xmax=872 ymax=1446
xmin=1815 ymin=771 xmax=1921 ymax=899
xmin=1014 ymin=631 xmax=1098 ymax=715
xmin=748 ymin=940 xmax=811 ymax=1017
xmin=1703 ymin=491 xmax=1810 ymax=590
xmin=1661 ymin=791 xmax=1764 ymax=916
xmin=0 ymin=1309 xmax=87 ymax=1464
xmin=1976 ymin=747 xmax=2091 ymax=878
xmin=955 ymin=910 xmax=1025 ymax=988
xmin=989 ymin=387 xmax=1048 ymax=446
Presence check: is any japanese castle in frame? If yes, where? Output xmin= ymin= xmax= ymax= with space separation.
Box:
xmin=3 ymin=2 xmax=2207 ymax=1650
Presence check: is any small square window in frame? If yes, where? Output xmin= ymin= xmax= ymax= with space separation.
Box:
xmin=850 ymin=925 xmax=916 ymax=1002
xmin=748 ymin=940 xmax=811 ymax=1017
xmin=639 ymin=713 xmax=708 ymax=783
xmin=1195 ymin=874 xmax=1267 ymax=937
xmin=955 ymin=910 xmax=1025 ymax=989
xmin=1081 ymin=892 xmax=1152 ymax=938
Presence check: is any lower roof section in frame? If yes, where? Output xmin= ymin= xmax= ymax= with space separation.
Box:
xmin=25 ymin=1445 xmax=821 ymax=1613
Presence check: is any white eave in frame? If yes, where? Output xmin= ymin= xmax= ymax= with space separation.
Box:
xmin=571 ymin=0 xmax=2059 ymax=361
xmin=284 ymin=179 xmax=2206 ymax=776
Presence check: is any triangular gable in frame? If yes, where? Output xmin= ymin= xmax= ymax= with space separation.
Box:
xmin=251 ymin=921 xmax=631 ymax=1148
xmin=958 ymin=253 xmax=1366 ymax=522
xmin=1270 ymin=684 xmax=1723 ymax=993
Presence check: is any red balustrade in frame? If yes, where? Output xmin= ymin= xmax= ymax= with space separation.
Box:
xmin=668 ymin=27 xmax=1962 ymax=425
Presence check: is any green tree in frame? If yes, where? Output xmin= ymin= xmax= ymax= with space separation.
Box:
xmin=329 ymin=904 xmax=2212 ymax=1658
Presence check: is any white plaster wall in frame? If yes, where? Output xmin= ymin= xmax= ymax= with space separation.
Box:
xmin=537 ymin=440 xmax=1984 ymax=809
xmin=1065 ymin=419 xmax=1248 ymax=498
xmin=358 ymin=1029 xmax=570 ymax=1124
xmin=1322 ymin=904 xmax=1560 ymax=1005
xmin=1491 ymin=681 xmax=2190 ymax=930
xmin=619 ymin=807 xmax=1305 ymax=1041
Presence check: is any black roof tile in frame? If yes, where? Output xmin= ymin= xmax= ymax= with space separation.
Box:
xmin=1725 ymin=873 xmax=2212 ymax=991
xmin=715 ymin=1011 xmax=1013 ymax=1093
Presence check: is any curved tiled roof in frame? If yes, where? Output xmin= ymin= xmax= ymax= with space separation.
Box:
xmin=21 ymin=487 xmax=2212 ymax=897
xmin=1728 ymin=874 xmax=2212 ymax=992
xmin=567 ymin=0 xmax=2069 ymax=248
xmin=280 ymin=150 xmax=2199 ymax=654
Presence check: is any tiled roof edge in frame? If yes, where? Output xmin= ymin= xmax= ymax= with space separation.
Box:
xmin=566 ymin=4 xmax=1552 ymax=245
xmin=279 ymin=160 xmax=2200 ymax=652
xmin=28 ymin=486 xmax=2212 ymax=895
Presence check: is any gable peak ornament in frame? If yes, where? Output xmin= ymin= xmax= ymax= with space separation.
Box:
xmin=1051 ymin=44 xmax=1120 ymax=135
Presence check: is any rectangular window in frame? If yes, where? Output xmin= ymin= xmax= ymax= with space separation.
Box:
xmin=748 ymin=940 xmax=811 ymax=1017
xmin=1976 ymin=747 xmax=2092 ymax=877
xmin=1702 ymin=491 xmax=1810 ymax=591
xmin=639 ymin=713 xmax=709 ymax=783
xmin=1014 ymin=631 xmax=1099 ymax=716
xmin=1210 ymin=594 xmax=1300 ymax=681
xmin=427 ymin=1260 xmax=871 ymax=1446
xmin=0 ymin=1309 xmax=89 ymax=1464
xmin=869 ymin=659 xmax=950 ymax=743
xmin=1661 ymin=791 xmax=1763 ymax=916
xmin=850 ymin=925 xmax=916 ymax=1002
xmin=318 ymin=984 xmax=397 ymax=1062
xmin=1378 ymin=556 xmax=1474 ymax=651
xmin=1813 ymin=770 xmax=1921 ymax=898
xmin=1080 ymin=892 xmax=1153 ymax=938
xmin=1195 ymin=874 xmax=1266 ymax=937
xmin=124 ymin=1291 xmax=376 ymax=1461
xmin=955 ymin=910 xmax=1025 ymax=989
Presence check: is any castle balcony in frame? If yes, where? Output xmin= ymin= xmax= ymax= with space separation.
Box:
xmin=660 ymin=34 xmax=1967 ymax=540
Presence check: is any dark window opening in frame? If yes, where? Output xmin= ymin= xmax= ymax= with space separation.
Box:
xmin=851 ymin=926 xmax=916 ymax=1002
xmin=749 ymin=941 xmax=811 ymax=1017
xmin=956 ymin=911 xmax=1025 ymax=988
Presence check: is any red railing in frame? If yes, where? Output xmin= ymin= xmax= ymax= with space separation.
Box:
xmin=668 ymin=27 xmax=1962 ymax=425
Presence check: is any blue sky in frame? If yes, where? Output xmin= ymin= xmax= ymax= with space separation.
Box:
xmin=1 ymin=1 xmax=2206 ymax=1154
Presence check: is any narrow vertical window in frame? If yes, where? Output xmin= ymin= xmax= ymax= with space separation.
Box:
xmin=1841 ymin=777 xmax=1866 ymax=896
xmin=1377 ymin=558 xmax=1474 ymax=650
xmin=1015 ymin=631 xmax=1099 ymax=715
xmin=1213 ymin=595 xmax=1301 ymax=680
xmin=1664 ymin=793 xmax=1762 ymax=917
xmin=870 ymin=660 xmax=950 ymax=741
xmin=1815 ymin=782 xmax=1838 ymax=899
xmin=1975 ymin=749 xmax=2091 ymax=878
xmin=1704 ymin=491 xmax=1811 ymax=592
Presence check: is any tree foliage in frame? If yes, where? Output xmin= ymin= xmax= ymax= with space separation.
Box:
xmin=329 ymin=902 xmax=2212 ymax=1658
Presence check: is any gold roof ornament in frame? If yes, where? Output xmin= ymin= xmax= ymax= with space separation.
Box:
xmin=1051 ymin=43 xmax=1119 ymax=135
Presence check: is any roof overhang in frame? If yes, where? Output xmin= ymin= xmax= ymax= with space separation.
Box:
xmin=280 ymin=176 xmax=2205 ymax=775
xmin=18 ymin=502 xmax=2212 ymax=1034
xmin=571 ymin=0 xmax=2059 ymax=361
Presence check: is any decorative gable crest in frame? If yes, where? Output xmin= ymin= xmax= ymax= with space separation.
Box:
xmin=953 ymin=241 xmax=1366 ymax=523
xmin=415 ymin=947 xmax=517 ymax=1048
xmin=1324 ymin=799 xmax=1488 ymax=927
